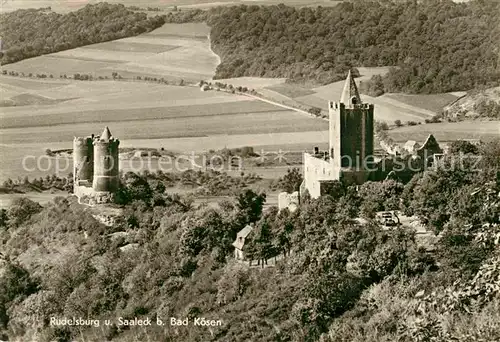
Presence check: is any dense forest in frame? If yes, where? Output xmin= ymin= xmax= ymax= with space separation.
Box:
xmin=0 ymin=3 xmax=165 ymax=65
xmin=164 ymin=0 xmax=500 ymax=93
xmin=1 ymin=138 xmax=499 ymax=341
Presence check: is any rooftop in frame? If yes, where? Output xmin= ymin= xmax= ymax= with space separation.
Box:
xmin=340 ymin=70 xmax=362 ymax=106
xmin=100 ymin=126 xmax=113 ymax=141
xmin=233 ymin=225 xmax=253 ymax=250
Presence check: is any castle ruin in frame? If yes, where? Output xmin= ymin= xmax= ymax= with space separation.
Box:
xmin=301 ymin=71 xmax=374 ymax=199
xmin=73 ymin=126 xmax=120 ymax=204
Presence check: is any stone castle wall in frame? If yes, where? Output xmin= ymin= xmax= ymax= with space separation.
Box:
xmin=329 ymin=102 xmax=374 ymax=169
xmin=73 ymin=128 xmax=120 ymax=205
xmin=74 ymin=185 xmax=115 ymax=205
xmin=278 ymin=191 xmax=299 ymax=212
xmin=303 ymin=153 xmax=339 ymax=199
xmin=73 ymin=137 xmax=94 ymax=183
xmin=92 ymin=140 xmax=120 ymax=193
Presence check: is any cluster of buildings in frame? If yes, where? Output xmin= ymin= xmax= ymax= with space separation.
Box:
xmin=278 ymin=71 xmax=444 ymax=209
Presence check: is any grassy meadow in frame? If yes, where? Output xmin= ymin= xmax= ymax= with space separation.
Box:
xmin=387 ymin=121 xmax=500 ymax=143
xmin=3 ymin=23 xmax=218 ymax=83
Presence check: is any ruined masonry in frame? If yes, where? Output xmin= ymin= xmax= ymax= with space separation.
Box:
xmin=73 ymin=126 xmax=120 ymax=205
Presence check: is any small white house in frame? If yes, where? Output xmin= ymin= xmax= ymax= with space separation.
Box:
xmin=232 ymin=225 xmax=253 ymax=260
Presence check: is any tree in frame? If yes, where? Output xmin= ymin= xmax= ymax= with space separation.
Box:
xmin=117 ymin=172 xmax=153 ymax=205
xmin=7 ymin=198 xmax=42 ymax=228
xmin=449 ymin=140 xmax=480 ymax=155
xmin=236 ymin=189 xmax=266 ymax=224
xmin=0 ymin=261 xmax=39 ymax=328
xmin=246 ymin=209 xmax=276 ymax=267
xmin=216 ymin=264 xmax=250 ymax=305
xmin=408 ymin=159 xmax=480 ymax=232
xmin=361 ymin=74 xmax=385 ymax=96
xmin=276 ymin=167 xmax=303 ymax=193
xmin=375 ymin=121 xmax=389 ymax=131
xmin=358 ymin=180 xmax=404 ymax=215
xmin=1 ymin=4 xmax=166 ymax=65
xmin=300 ymin=271 xmax=365 ymax=337
xmin=273 ymin=208 xmax=296 ymax=256
xmin=308 ymin=107 xmax=322 ymax=116
xmin=394 ymin=119 xmax=402 ymax=127
xmin=199 ymin=2 xmax=499 ymax=91
xmin=0 ymin=209 xmax=8 ymax=228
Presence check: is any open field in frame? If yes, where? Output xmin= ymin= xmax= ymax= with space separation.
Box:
xmin=1 ymin=27 xmax=494 ymax=191
xmin=213 ymin=77 xmax=287 ymax=89
xmin=260 ymin=67 xmax=464 ymax=122
xmin=0 ymin=191 xmax=67 ymax=209
xmin=2 ymin=23 xmax=218 ymax=83
xmin=266 ymin=83 xmax=315 ymax=98
xmin=388 ymin=121 xmax=500 ymax=143
xmin=82 ymin=41 xmax=180 ymax=53
xmin=383 ymin=93 xmax=463 ymax=113
xmin=291 ymin=72 xmax=462 ymax=122
xmin=0 ymin=70 xmax=328 ymax=183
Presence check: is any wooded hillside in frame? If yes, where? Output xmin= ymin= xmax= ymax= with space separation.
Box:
xmin=1 ymin=139 xmax=499 ymax=341
xmin=0 ymin=3 xmax=166 ymax=65
xmin=199 ymin=1 xmax=500 ymax=92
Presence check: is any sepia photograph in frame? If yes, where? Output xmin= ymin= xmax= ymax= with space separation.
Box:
xmin=0 ymin=0 xmax=499 ymax=341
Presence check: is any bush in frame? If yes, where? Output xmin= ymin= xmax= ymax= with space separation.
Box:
xmin=308 ymin=107 xmax=322 ymax=116
xmin=375 ymin=121 xmax=389 ymax=131
xmin=6 ymin=198 xmax=42 ymax=228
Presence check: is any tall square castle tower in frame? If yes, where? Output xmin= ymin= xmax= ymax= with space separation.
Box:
xmin=301 ymin=71 xmax=374 ymax=198
xmin=328 ymin=70 xmax=374 ymax=184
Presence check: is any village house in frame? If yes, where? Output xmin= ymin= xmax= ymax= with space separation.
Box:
xmin=232 ymin=225 xmax=253 ymax=260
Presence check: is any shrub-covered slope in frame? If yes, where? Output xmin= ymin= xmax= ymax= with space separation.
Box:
xmin=0 ymin=139 xmax=499 ymax=341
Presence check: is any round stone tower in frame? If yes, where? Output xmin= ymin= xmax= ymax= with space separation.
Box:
xmin=92 ymin=126 xmax=120 ymax=193
xmin=73 ymin=136 xmax=94 ymax=185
